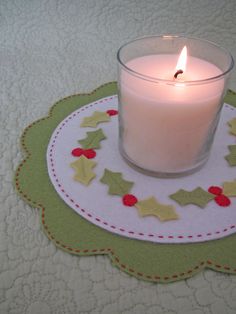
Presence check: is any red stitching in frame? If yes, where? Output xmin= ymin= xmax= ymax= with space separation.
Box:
xmin=47 ymin=95 xmax=236 ymax=242
xmin=15 ymin=87 xmax=236 ymax=282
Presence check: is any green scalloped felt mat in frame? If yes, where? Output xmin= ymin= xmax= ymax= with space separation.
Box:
xmin=14 ymin=83 xmax=236 ymax=283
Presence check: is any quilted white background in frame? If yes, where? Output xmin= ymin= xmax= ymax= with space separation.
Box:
xmin=1 ymin=0 xmax=236 ymax=313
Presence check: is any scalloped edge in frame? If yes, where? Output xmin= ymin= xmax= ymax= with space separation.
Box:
xmin=14 ymin=84 xmax=236 ymax=283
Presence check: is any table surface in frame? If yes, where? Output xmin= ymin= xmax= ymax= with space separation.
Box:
xmin=1 ymin=1 xmax=236 ymax=313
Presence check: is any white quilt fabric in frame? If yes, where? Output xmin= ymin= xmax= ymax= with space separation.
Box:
xmin=1 ymin=0 xmax=236 ymax=313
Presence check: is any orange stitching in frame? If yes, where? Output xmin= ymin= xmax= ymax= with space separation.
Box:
xmin=16 ymin=167 xmax=236 ymax=282
xmin=14 ymin=82 xmax=236 ymax=282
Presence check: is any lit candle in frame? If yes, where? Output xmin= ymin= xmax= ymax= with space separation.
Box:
xmin=118 ymin=36 xmax=233 ymax=176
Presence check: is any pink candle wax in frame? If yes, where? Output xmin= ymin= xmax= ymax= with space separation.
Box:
xmin=120 ymin=54 xmax=224 ymax=173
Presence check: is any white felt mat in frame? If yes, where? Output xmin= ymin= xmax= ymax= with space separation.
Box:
xmin=47 ymin=95 xmax=236 ymax=243
xmin=2 ymin=1 xmax=236 ymax=313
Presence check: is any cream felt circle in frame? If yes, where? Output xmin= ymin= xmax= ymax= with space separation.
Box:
xmin=47 ymin=95 xmax=236 ymax=243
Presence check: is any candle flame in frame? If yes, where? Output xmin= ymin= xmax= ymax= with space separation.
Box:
xmin=176 ymin=46 xmax=187 ymax=72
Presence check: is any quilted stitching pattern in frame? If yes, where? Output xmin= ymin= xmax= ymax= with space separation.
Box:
xmin=1 ymin=0 xmax=236 ymax=313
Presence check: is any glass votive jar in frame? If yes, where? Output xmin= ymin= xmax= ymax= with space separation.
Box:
xmin=117 ymin=35 xmax=234 ymax=177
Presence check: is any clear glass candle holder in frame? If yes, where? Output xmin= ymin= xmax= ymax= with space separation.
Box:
xmin=117 ymin=35 xmax=234 ymax=177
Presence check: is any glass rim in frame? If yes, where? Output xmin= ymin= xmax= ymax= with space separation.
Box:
xmin=117 ymin=34 xmax=234 ymax=85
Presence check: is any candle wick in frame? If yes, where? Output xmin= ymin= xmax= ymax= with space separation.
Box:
xmin=174 ymin=69 xmax=183 ymax=79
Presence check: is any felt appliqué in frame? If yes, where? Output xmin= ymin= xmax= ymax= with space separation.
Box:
xmin=82 ymin=149 xmax=97 ymax=159
xmin=80 ymin=111 xmax=110 ymax=128
xmin=122 ymin=194 xmax=138 ymax=206
xmin=135 ymin=196 xmax=179 ymax=221
xmin=71 ymin=147 xmax=96 ymax=159
xmin=100 ymin=168 xmax=134 ymax=196
xmin=170 ymin=187 xmax=215 ymax=208
xmin=72 ymin=147 xmax=84 ymax=157
xmin=15 ymin=83 xmax=236 ymax=283
xmin=78 ymin=128 xmax=106 ymax=149
xmin=228 ymin=117 xmax=236 ymax=136
xmin=225 ymin=145 xmax=236 ymax=166
xmin=208 ymin=185 xmax=231 ymax=207
xmin=214 ymin=194 xmax=231 ymax=207
xmin=223 ymin=180 xmax=236 ymax=197
xmin=208 ymin=186 xmax=223 ymax=195
xmin=224 ymin=89 xmax=236 ymax=107
xmin=106 ymin=109 xmax=118 ymax=116
xmin=70 ymin=155 xmax=97 ymax=185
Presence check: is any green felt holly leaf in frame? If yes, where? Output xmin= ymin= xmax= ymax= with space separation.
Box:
xmin=135 ymin=196 xmax=179 ymax=222
xmin=14 ymin=82 xmax=236 ymax=284
xmin=80 ymin=111 xmax=110 ymax=128
xmin=224 ymin=89 xmax=236 ymax=107
xmin=223 ymin=180 xmax=236 ymax=197
xmin=70 ymin=155 xmax=97 ymax=185
xmin=100 ymin=169 xmax=134 ymax=196
xmin=169 ymin=187 xmax=214 ymax=208
xmin=78 ymin=128 xmax=106 ymax=149
xmin=228 ymin=118 xmax=236 ymax=136
xmin=225 ymin=145 xmax=236 ymax=166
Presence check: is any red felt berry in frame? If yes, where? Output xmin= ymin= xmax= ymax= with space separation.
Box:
xmin=83 ymin=149 xmax=96 ymax=159
xmin=208 ymin=186 xmax=223 ymax=195
xmin=122 ymin=194 xmax=138 ymax=206
xmin=214 ymin=194 xmax=231 ymax=207
xmin=71 ymin=148 xmax=84 ymax=157
xmin=106 ymin=109 xmax=118 ymax=116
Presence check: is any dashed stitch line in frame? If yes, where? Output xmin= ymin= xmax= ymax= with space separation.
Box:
xmin=14 ymin=85 xmax=236 ymax=281
xmin=48 ymin=100 xmax=236 ymax=241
